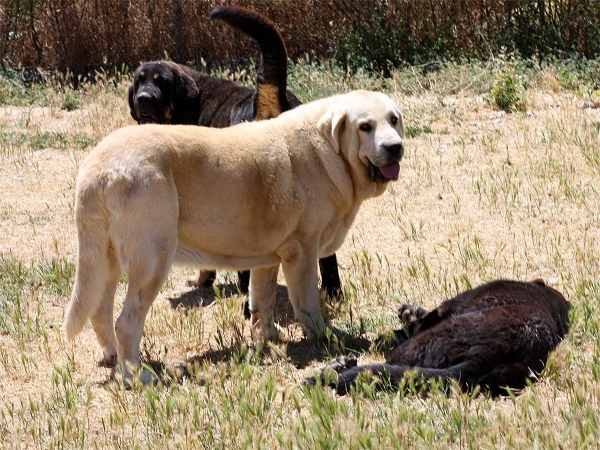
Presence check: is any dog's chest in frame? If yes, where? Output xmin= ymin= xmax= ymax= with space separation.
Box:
xmin=318 ymin=206 xmax=361 ymax=257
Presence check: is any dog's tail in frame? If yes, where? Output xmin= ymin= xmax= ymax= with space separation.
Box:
xmin=209 ymin=6 xmax=297 ymax=120
xmin=63 ymin=175 xmax=113 ymax=341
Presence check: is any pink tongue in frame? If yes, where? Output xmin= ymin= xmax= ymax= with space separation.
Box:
xmin=379 ymin=161 xmax=400 ymax=179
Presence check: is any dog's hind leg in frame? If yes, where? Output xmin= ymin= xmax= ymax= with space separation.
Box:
xmin=90 ymin=246 xmax=121 ymax=367
xmin=110 ymin=183 xmax=179 ymax=385
xmin=238 ymin=270 xmax=250 ymax=294
xmin=115 ymin=264 xmax=172 ymax=385
xmin=249 ymin=265 xmax=279 ymax=343
xmin=327 ymin=361 xmax=478 ymax=395
xmin=476 ymin=362 xmax=534 ymax=396
xmin=319 ymin=254 xmax=343 ymax=301
xmin=114 ymin=230 xmax=177 ymax=385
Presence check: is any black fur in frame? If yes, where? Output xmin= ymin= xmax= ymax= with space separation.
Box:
xmin=127 ymin=6 xmax=342 ymax=301
xmin=304 ymin=279 xmax=571 ymax=396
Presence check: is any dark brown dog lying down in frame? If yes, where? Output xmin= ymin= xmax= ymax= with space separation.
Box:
xmin=128 ymin=6 xmax=342 ymax=300
xmin=304 ymin=279 xmax=571 ymax=396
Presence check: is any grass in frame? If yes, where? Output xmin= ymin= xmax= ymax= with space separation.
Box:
xmin=0 ymin=58 xmax=599 ymax=448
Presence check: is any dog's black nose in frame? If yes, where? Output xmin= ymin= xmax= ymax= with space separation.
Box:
xmin=136 ymin=92 xmax=153 ymax=106
xmin=384 ymin=142 xmax=404 ymax=160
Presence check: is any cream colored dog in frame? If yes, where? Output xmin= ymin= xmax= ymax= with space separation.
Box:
xmin=64 ymin=90 xmax=404 ymax=383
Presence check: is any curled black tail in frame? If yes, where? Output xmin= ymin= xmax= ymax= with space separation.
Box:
xmin=210 ymin=6 xmax=293 ymax=119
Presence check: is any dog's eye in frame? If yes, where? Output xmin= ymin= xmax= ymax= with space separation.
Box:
xmin=156 ymin=75 xmax=171 ymax=86
xmin=391 ymin=116 xmax=398 ymax=126
xmin=359 ymin=123 xmax=372 ymax=133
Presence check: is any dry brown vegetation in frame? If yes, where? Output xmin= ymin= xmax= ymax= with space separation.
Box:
xmin=0 ymin=62 xmax=599 ymax=448
xmin=2 ymin=0 xmax=600 ymax=75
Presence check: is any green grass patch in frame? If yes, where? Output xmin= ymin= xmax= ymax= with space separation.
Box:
xmin=405 ymin=124 xmax=433 ymax=139
xmin=0 ymin=131 xmax=96 ymax=151
xmin=61 ymin=91 xmax=83 ymax=111
xmin=0 ymin=258 xmax=74 ymax=343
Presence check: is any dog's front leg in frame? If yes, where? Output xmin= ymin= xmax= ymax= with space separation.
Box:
xmin=249 ymin=265 xmax=279 ymax=343
xmin=279 ymin=239 xmax=325 ymax=337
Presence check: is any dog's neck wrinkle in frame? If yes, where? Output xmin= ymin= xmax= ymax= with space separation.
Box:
xmin=336 ymin=154 xmax=385 ymax=204
xmin=313 ymin=137 xmax=354 ymax=209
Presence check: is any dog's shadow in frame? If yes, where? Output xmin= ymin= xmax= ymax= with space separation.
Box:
xmin=131 ymin=327 xmax=372 ymax=388
xmin=97 ymin=325 xmax=373 ymax=389
xmin=167 ymin=281 xmax=297 ymax=328
xmin=285 ymin=328 xmax=372 ymax=370
xmin=110 ymin=280 xmax=372 ymax=387
xmin=167 ymin=282 xmax=247 ymax=309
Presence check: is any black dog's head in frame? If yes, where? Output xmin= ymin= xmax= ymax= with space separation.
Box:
xmin=128 ymin=61 xmax=200 ymax=125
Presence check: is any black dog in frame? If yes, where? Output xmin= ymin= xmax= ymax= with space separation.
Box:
xmin=128 ymin=6 xmax=342 ymax=301
xmin=304 ymin=279 xmax=571 ymax=396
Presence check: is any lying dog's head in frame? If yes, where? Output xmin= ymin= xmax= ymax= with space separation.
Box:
xmin=318 ymin=91 xmax=405 ymax=194
xmin=128 ymin=61 xmax=200 ymax=124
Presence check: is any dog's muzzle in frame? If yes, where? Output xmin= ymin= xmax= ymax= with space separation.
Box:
xmin=135 ymin=92 xmax=168 ymax=124
xmin=368 ymin=142 xmax=404 ymax=183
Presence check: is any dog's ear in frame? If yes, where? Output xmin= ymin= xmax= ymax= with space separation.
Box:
xmin=318 ymin=107 xmax=346 ymax=153
xmin=172 ymin=65 xmax=200 ymax=109
xmin=128 ymin=83 xmax=139 ymax=122
xmin=169 ymin=64 xmax=200 ymax=123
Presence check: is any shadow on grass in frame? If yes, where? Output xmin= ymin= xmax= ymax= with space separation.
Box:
xmin=97 ymin=324 xmax=374 ymax=389
xmin=167 ymin=282 xmax=245 ymax=310
xmin=167 ymin=282 xmax=296 ymax=325
xmin=99 ymin=281 xmax=376 ymax=387
xmin=285 ymin=328 xmax=372 ymax=370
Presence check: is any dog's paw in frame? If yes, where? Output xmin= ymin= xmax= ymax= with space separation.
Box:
xmin=251 ymin=318 xmax=282 ymax=345
xmin=320 ymin=354 xmax=358 ymax=374
xmin=187 ymin=270 xmax=216 ymax=288
xmin=301 ymin=376 xmax=318 ymax=386
xmin=300 ymin=312 xmax=327 ymax=339
xmin=302 ymin=354 xmax=358 ymax=388
xmin=397 ymin=304 xmax=428 ymax=325
xmin=118 ymin=366 xmax=159 ymax=390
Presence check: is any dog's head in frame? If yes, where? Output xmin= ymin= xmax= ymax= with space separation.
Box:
xmin=318 ymin=91 xmax=405 ymax=194
xmin=530 ymin=279 xmax=572 ymax=336
xmin=128 ymin=61 xmax=200 ymax=124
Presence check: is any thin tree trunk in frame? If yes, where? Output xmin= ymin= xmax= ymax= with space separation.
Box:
xmin=173 ymin=0 xmax=184 ymax=63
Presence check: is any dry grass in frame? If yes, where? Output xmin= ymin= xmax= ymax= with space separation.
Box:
xmin=0 ymin=62 xmax=599 ymax=449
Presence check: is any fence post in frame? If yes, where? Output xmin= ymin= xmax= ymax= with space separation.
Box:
xmin=173 ymin=0 xmax=185 ymax=63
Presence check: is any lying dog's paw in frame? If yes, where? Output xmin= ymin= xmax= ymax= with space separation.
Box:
xmin=321 ymin=355 xmax=358 ymax=374
xmin=397 ymin=304 xmax=428 ymax=325
xmin=301 ymin=376 xmax=318 ymax=386
xmin=301 ymin=355 xmax=358 ymax=387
